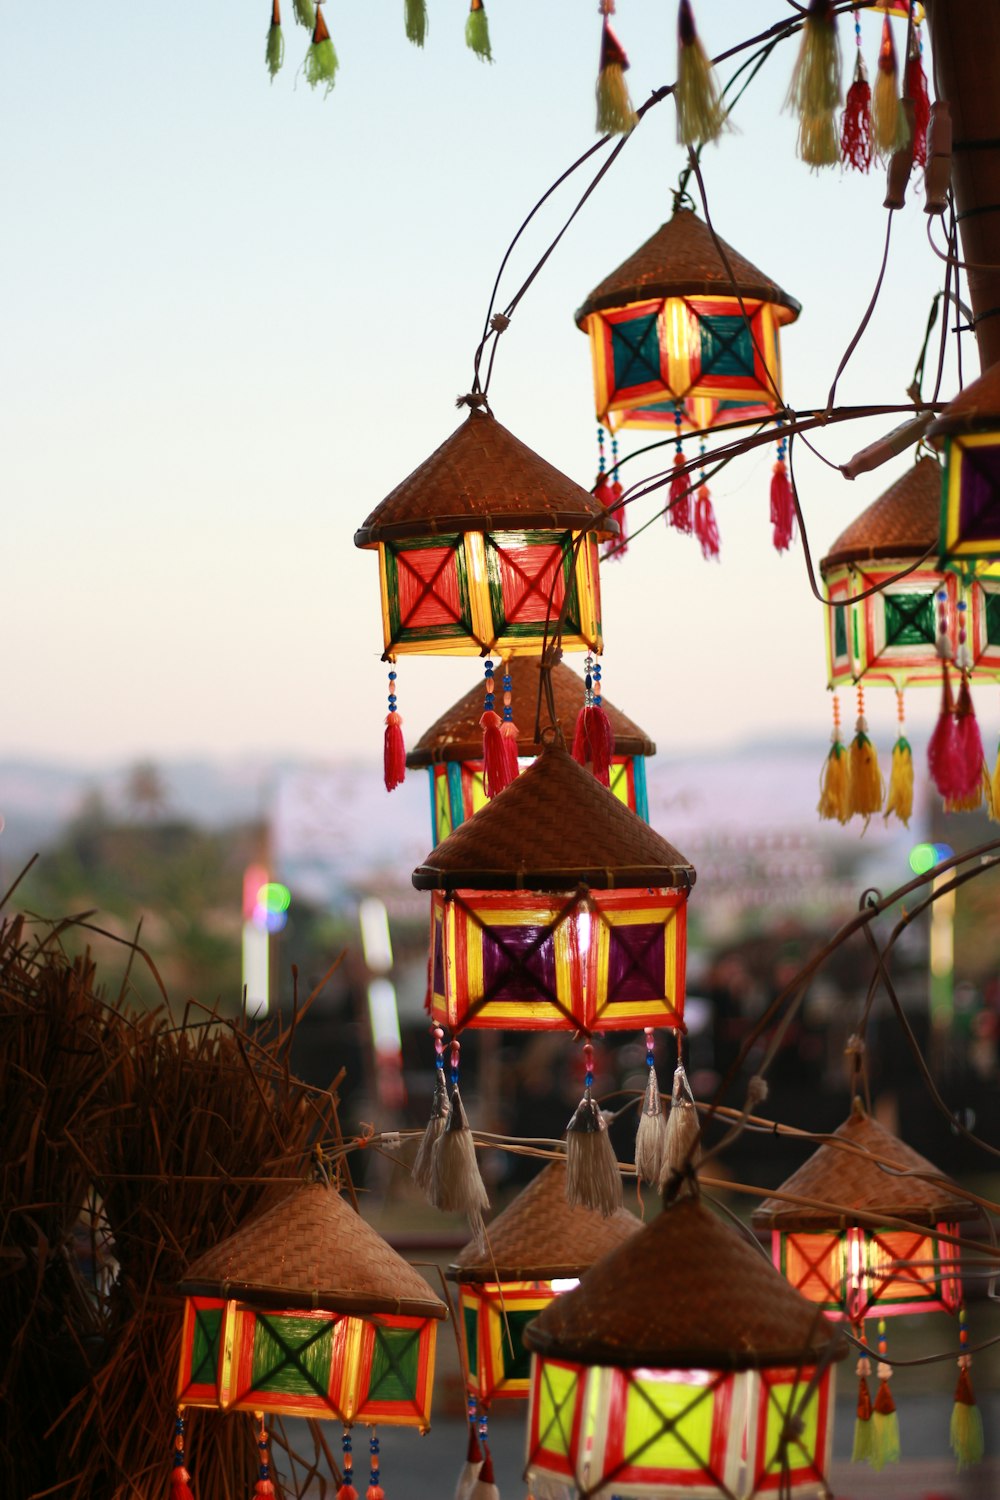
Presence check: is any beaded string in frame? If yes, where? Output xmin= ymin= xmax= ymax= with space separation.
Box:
xmin=368 ymin=1429 xmax=383 ymax=1500
xmin=432 ymin=1023 xmax=445 ymax=1086
xmin=644 ymin=1026 xmax=655 ymax=1073
xmin=255 ymin=1412 xmax=274 ymax=1497
xmin=483 ymin=658 xmax=495 ymax=716
xmin=341 ymin=1428 xmax=355 ymax=1498
xmin=956 ymin=593 xmax=972 ymax=674
xmin=597 ymin=423 xmax=606 ymax=477
xmin=501 ymin=665 xmax=514 ymax=731
xmin=935 ymin=587 xmax=952 ymax=662
xmin=583 ymin=1040 xmax=595 ymax=1093
xmin=450 ymin=1038 xmax=461 ymax=1091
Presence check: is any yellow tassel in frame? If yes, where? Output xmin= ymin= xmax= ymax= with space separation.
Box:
xmin=944 ymin=769 xmax=987 ymax=814
xmin=818 ymin=741 xmax=850 ymax=823
xmin=873 ymin=16 xmax=910 ymax=155
xmin=676 ymin=1 xmax=727 ymax=146
xmin=786 ymin=0 xmax=842 ymax=168
xmin=596 ymin=21 xmax=638 ymax=135
xmin=884 ymin=736 xmax=913 ymax=825
xmin=849 ymin=730 xmax=883 ymax=819
xmin=990 ymin=744 xmax=1000 ymax=822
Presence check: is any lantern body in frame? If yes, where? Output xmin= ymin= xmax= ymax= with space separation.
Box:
xmin=971 ymin=572 xmax=1000 ymax=676
xmin=823 ymin=561 xmax=957 ymax=689
xmin=375 ymin=529 xmax=603 ymax=658
xmin=771 ymin=1222 xmax=963 ymax=1322
xmin=177 ymin=1297 xmax=438 ymax=1429
xmin=428 ymin=886 xmax=687 ymax=1033
xmin=583 ymin=295 xmax=788 ymax=436
xmin=459 ymin=1280 xmax=562 ymax=1405
xmin=525 ymin=1356 xmax=836 ymax=1500
xmin=941 ymin=434 xmax=1000 ymax=565
xmin=425 ymin=753 xmax=649 ymax=846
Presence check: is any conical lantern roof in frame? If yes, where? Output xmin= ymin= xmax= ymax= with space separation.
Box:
xmin=524 ymin=1195 xmax=846 ymax=1370
xmin=575 ymin=208 xmax=801 ymax=327
xmin=177 ymin=1180 xmax=447 ymax=1319
xmin=751 ymin=1103 xmax=974 ymax=1233
xmin=354 ymin=408 xmax=618 ymax=547
xmin=447 ymin=1157 xmax=641 ymax=1283
xmin=412 ymin=741 xmax=695 ymax=892
xmin=927 ymin=360 xmax=1000 ymax=439
xmin=820 ymin=455 xmax=942 ymax=570
xmin=406 ymin=658 xmax=655 ymax=768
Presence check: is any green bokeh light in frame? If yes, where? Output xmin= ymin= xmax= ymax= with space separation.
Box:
xmin=909 ymin=844 xmax=936 ymax=875
xmin=257 ymin=881 xmax=291 ymax=913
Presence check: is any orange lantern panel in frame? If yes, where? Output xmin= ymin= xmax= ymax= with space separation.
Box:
xmin=771 ymin=1224 xmax=963 ymax=1322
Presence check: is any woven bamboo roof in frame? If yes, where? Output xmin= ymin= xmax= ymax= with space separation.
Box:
xmin=178 ymin=1181 xmax=447 ymax=1319
xmin=354 ymin=409 xmax=618 ymax=546
xmin=820 ymin=456 xmax=942 ymax=570
xmin=448 ymin=1158 xmax=640 ymax=1282
xmin=575 ymin=208 xmax=801 ymax=327
xmin=406 ymin=658 xmax=655 ymax=768
xmin=751 ymin=1105 xmax=974 ymax=1232
xmin=524 ymin=1196 xmax=845 ymax=1370
xmin=928 ymin=360 xmax=1000 ymax=439
xmin=412 ymin=741 xmax=695 ymax=892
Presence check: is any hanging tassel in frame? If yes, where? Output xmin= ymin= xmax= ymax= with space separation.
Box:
xmin=413 ymin=1032 xmax=449 ymax=1192
xmin=676 ymin=1 xmax=727 ymax=146
xmin=951 ymin=1310 xmax=984 ymax=1470
xmin=634 ymin=1027 xmax=666 ymax=1187
xmin=928 ymin=662 xmax=961 ymax=800
xmin=659 ymin=1061 xmax=701 ymax=1199
xmin=571 ymin=654 xmax=614 ymax=786
xmin=818 ymin=694 xmax=850 ymax=823
xmin=253 ymin=1414 xmax=275 ymax=1500
xmin=465 ymin=0 xmax=493 ymax=63
xmin=565 ymin=1042 xmax=622 ymax=1217
xmin=170 ymin=1413 xmax=195 ymax=1500
xmin=873 ymin=15 xmax=908 ymax=156
xmin=384 ymin=669 xmax=405 ymax=791
xmin=404 ymin=0 xmax=427 ymax=48
xmin=266 ymin=0 xmax=285 ymax=80
xmin=366 ymin=1431 xmax=384 ymax=1500
xmin=841 ymin=51 xmax=873 ymax=172
xmin=596 ymin=18 xmax=638 ymax=135
xmin=770 ymin=438 xmax=795 ymax=552
xmin=991 ymin=740 xmax=1000 ymax=823
xmin=852 ymin=1353 xmax=874 ymax=1464
xmin=786 ymin=0 xmax=842 ymax=169
xmin=304 ymin=5 xmax=339 ymax=94
xmin=480 ymin=659 xmax=514 ymax=799
xmin=870 ymin=1322 xmax=901 ymax=1471
xmin=498 ymin=664 xmax=520 ymax=783
xmin=292 ymin=0 xmax=315 ymax=28
xmin=454 ymin=1422 xmax=483 ymax=1500
xmin=884 ymin=736 xmax=913 ymax=825
xmin=847 ymin=690 xmax=883 ymax=820
xmin=694 ymin=482 xmax=720 ymax=560
xmin=430 ymin=1078 xmax=490 ymax=1240
xmin=338 ymin=1429 xmax=358 ymax=1500
xmin=952 ymin=673 xmax=985 ymax=807
xmin=469 ymin=1447 xmax=499 ymax=1500
xmin=668 ymin=450 xmax=692 ymax=532
xmin=906 ymin=30 xmax=930 ymax=167
xmin=608 ymin=475 xmax=627 ymax=559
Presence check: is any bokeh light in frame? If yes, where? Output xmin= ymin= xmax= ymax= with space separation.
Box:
xmin=909 ymin=843 xmax=954 ymax=875
xmin=257 ymin=881 xmax=291 ymax=913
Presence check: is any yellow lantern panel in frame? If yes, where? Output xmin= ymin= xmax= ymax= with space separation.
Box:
xmin=773 ymin=1224 xmax=963 ymax=1321
xmin=376 ymin=531 xmax=603 ymax=658
xmin=428 ymin=886 xmax=687 ymax=1033
xmin=176 ymin=1298 xmax=438 ymax=1430
xmin=459 ymin=1282 xmax=558 ymax=1405
xmin=747 ymin=1364 xmax=835 ymax=1497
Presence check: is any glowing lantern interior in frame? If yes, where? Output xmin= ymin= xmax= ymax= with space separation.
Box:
xmin=772 ymin=1224 xmax=963 ymax=1321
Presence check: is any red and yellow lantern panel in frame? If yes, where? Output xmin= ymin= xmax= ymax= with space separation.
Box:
xmin=177 ymin=1298 xmax=438 ymax=1430
xmin=940 ymin=434 xmax=1000 ymax=565
xmin=971 ymin=574 xmax=1000 ymax=677
xmin=376 ymin=530 xmax=603 ymax=658
xmin=426 ymin=754 xmax=649 ymax=847
xmin=822 ymin=563 xmax=957 ymax=688
xmin=583 ymin=295 xmax=788 ymax=435
xmin=771 ymin=1224 xmax=963 ymax=1323
xmin=427 ymin=887 xmax=687 ymax=1033
xmin=526 ymin=1359 xmax=837 ymax=1500
xmin=459 ymin=1281 xmax=567 ymax=1405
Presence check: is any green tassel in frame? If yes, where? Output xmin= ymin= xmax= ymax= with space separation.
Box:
xmin=465 ymin=0 xmax=493 ymax=63
xmin=305 ymin=7 xmax=338 ymax=94
xmin=870 ymin=1407 xmax=900 ymax=1470
xmin=265 ymin=1 xmax=284 ymax=80
xmin=293 ymin=0 xmax=315 ymax=29
xmin=852 ymin=1414 xmax=873 ymax=1464
xmin=951 ymin=1363 xmax=985 ymax=1470
xmin=405 ymin=0 xmax=427 ymax=48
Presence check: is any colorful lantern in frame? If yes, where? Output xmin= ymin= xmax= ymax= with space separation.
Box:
xmin=407 ymin=656 xmax=656 ymax=845
xmin=524 ymin=1194 xmax=846 ymax=1499
xmin=413 ymin=740 xmax=694 ymax=1036
xmin=928 ymin=361 xmax=1000 ymax=570
xmin=176 ymin=1180 xmax=446 ymax=1438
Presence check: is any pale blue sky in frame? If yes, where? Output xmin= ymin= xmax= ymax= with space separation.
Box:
xmin=2 ymin=3 xmax=965 ymax=767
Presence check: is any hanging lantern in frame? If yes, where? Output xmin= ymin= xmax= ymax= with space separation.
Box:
xmin=449 ymin=1155 xmax=639 ymax=1409
xmin=928 ymin=361 xmax=1000 ymax=572
xmin=407 ymin=656 xmax=656 ymax=844
xmin=176 ymin=1180 xmax=446 ymax=1430
xmin=751 ymin=1102 xmax=970 ymax=1325
xmin=354 ymin=408 xmax=616 ymax=660
xmin=413 ymin=740 xmax=694 ymax=1035
xmin=575 ymin=206 xmax=800 ymax=437
xmin=524 ymin=1194 xmax=846 ymax=1499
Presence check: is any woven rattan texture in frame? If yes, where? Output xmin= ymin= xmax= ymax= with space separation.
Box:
xmin=821 ymin=456 xmax=942 ymax=569
xmin=448 ymin=1158 xmax=640 ymax=1282
xmin=751 ymin=1107 xmax=973 ymax=1232
xmin=178 ymin=1182 xmax=446 ymax=1318
xmin=575 ymin=208 xmax=801 ymax=325
xmin=407 ymin=658 xmax=655 ymax=767
xmin=524 ymin=1196 xmax=845 ymax=1370
xmin=412 ymin=742 xmax=696 ymax=891
xmin=354 ymin=410 xmax=617 ymax=546
xmin=928 ymin=360 xmax=1000 ymax=438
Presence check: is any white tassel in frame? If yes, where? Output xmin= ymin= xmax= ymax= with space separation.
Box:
xmin=430 ymin=1086 xmax=489 ymax=1240
xmin=634 ymin=1064 xmax=666 ymax=1185
xmin=412 ymin=1066 xmax=449 ymax=1193
xmin=565 ymin=1090 xmax=622 ymax=1216
xmin=454 ymin=1427 xmax=483 ymax=1500
xmin=469 ymin=1448 xmax=499 ymax=1500
xmin=659 ymin=1063 xmax=700 ymax=1198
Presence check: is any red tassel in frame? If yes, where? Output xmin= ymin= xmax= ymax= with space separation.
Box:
xmin=694 ymin=484 xmax=720 ymax=559
xmin=609 ymin=478 xmax=627 ymax=557
xmin=171 ymin=1469 xmax=195 ymax=1500
xmin=571 ymin=705 xmax=615 ymax=786
xmin=254 ymin=1483 xmax=276 ymax=1499
xmin=770 ymin=458 xmax=796 ymax=552
xmin=500 ymin=718 xmax=521 ymax=782
xmin=478 ymin=1450 xmax=495 ymax=1486
xmin=841 ymin=54 xmax=873 ymax=172
xmin=337 ymin=1488 xmax=358 ymax=1500
xmin=365 ymin=1488 xmax=384 ymax=1500
xmin=466 ymin=1426 xmax=483 ymax=1465
xmin=906 ymin=44 xmax=930 ymax=168
xmin=953 ymin=676 xmax=985 ymax=800
xmin=927 ymin=662 xmax=960 ymax=799
xmin=668 ymin=450 xmax=692 ymax=532
xmin=384 ymin=712 xmax=405 ymax=791
xmin=480 ymin=709 xmax=514 ymax=798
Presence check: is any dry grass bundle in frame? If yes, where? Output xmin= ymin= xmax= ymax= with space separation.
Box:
xmin=0 ymin=904 xmax=349 ymax=1500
